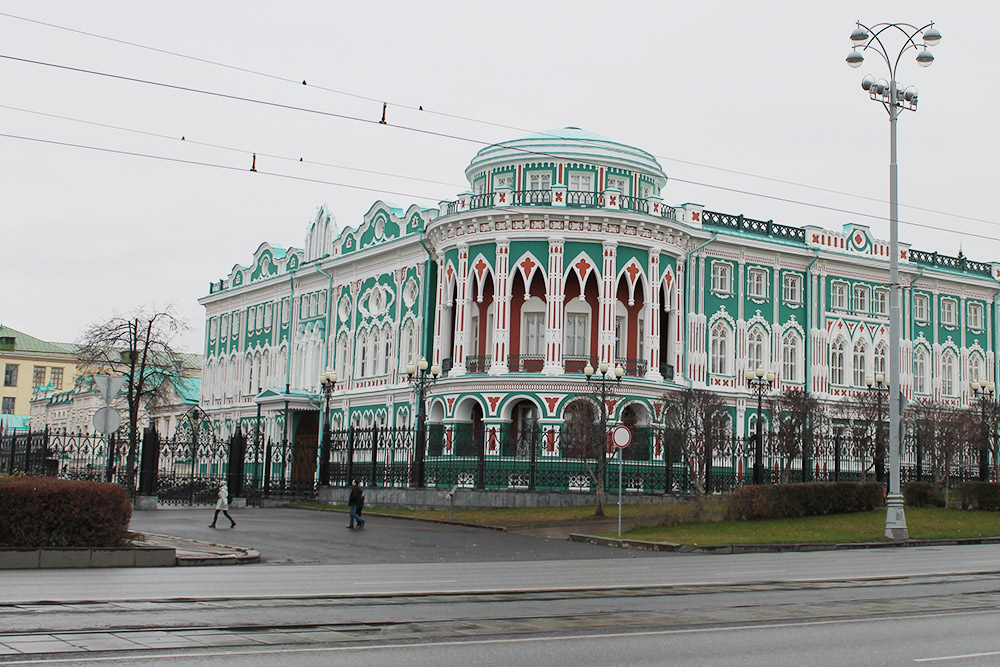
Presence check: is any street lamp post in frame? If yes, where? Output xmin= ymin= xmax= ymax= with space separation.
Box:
xmin=847 ymin=20 xmax=941 ymax=539
xmin=318 ymin=369 xmax=338 ymax=487
xmin=971 ymin=379 xmax=996 ymax=482
xmin=584 ymin=361 xmax=624 ymax=515
xmin=406 ymin=358 xmax=441 ymax=488
xmin=746 ymin=366 xmax=775 ymax=485
xmin=866 ymin=373 xmax=889 ymax=483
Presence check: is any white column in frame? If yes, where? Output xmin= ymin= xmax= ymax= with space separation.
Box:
xmin=450 ymin=245 xmax=469 ymax=376
xmin=490 ymin=241 xmax=511 ymax=374
xmin=543 ymin=238 xmax=566 ymax=375
xmin=598 ymin=241 xmax=618 ymax=370
xmin=645 ymin=252 xmax=662 ymax=381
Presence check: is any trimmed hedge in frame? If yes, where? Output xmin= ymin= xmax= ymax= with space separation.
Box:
xmin=960 ymin=482 xmax=1000 ymax=511
xmin=0 ymin=477 xmax=132 ymax=548
xmin=902 ymin=482 xmax=946 ymax=508
xmin=727 ymin=482 xmax=883 ymax=521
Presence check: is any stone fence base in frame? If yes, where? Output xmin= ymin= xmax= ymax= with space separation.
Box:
xmin=0 ymin=545 xmax=175 ymax=569
xmin=316 ymin=486 xmax=678 ymax=510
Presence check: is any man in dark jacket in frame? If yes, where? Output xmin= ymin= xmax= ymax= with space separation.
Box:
xmin=347 ymin=480 xmax=365 ymax=529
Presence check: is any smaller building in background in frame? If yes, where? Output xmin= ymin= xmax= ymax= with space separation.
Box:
xmin=0 ymin=325 xmax=78 ymax=423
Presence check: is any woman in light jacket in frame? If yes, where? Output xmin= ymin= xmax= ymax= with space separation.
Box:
xmin=209 ymin=481 xmax=236 ymax=528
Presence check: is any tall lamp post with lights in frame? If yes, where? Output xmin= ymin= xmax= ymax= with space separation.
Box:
xmin=866 ymin=373 xmax=889 ymax=483
xmin=971 ymin=379 xmax=996 ymax=482
xmin=318 ymin=369 xmax=338 ymax=487
xmin=583 ymin=361 xmax=624 ymax=516
xmin=407 ymin=358 xmax=441 ymax=488
xmin=846 ymin=20 xmax=941 ymax=539
xmin=746 ymin=366 xmax=775 ymax=485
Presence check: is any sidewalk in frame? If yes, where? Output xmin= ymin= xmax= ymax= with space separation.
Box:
xmin=137 ymin=533 xmax=260 ymax=566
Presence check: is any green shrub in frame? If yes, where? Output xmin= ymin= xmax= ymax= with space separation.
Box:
xmin=903 ymin=482 xmax=946 ymax=508
xmin=726 ymin=482 xmax=883 ymax=521
xmin=959 ymin=482 xmax=1000 ymax=511
xmin=0 ymin=477 xmax=132 ymax=548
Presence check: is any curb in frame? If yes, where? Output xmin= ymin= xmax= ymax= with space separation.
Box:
xmin=139 ymin=533 xmax=260 ymax=566
xmin=568 ymin=533 xmax=1000 ymax=553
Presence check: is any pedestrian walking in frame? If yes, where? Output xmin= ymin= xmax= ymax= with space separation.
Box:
xmin=209 ymin=481 xmax=236 ymax=528
xmin=347 ymin=480 xmax=365 ymax=529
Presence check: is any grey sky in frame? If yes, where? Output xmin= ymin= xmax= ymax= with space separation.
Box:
xmin=1 ymin=1 xmax=993 ymax=353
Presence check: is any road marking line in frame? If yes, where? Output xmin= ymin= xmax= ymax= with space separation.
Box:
xmin=915 ymin=650 xmax=1000 ymax=662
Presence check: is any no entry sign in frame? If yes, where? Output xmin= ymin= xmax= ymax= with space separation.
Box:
xmin=611 ymin=425 xmax=632 ymax=449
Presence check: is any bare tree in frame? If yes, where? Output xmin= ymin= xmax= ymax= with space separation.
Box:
xmin=663 ymin=388 xmax=727 ymax=512
xmin=844 ymin=391 xmax=886 ymax=482
xmin=913 ymin=402 xmax=975 ymax=504
xmin=76 ymin=305 xmax=188 ymax=493
xmin=770 ymin=389 xmax=826 ymax=484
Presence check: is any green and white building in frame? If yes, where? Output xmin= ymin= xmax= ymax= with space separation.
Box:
xmin=198 ymin=128 xmax=999 ymax=481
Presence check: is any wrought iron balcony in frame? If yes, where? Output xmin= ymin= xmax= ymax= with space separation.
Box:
xmin=508 ymin=354 xmax=545 ymax=373
xmin=464 ymin=355 xmax=492 ymax=374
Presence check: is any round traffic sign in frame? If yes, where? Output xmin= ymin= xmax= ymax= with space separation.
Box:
xmin=93 ymin=407 xmax=121 ymax=435
xmin=611 ymin=425 xmax=632 ymax=449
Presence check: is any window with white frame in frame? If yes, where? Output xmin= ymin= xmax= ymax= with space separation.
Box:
xmin=565 ymin=313 xmax=588 ymax=356
xmin=942 ymin=350 xmax=957 ymax=396
xmin=221 ymin=315 xmax=229 ymax=339
xmin=606 ymin=175 xmax=628 ymax=194
xmin=854 ymin=285 xmax=869 ymax=313
xmin=913 ymin=294 xmax=928 ymax=322
xmin=913 ymin=347 xmax=928 ymax=394
xmin=209 ymin=317 xmax=217 ymax=340
xmin=493 ymin=173 xmax=513 ymax=190
xmin=358 ymin=333 xmax=368 ymax=376
xmin=832 ymin=282 xmax=847 ymax=310
xmin=874 ymin=342 xmax=887 ymax=377
xmin=747 ymin=327 xmax=767 ymax=372
xmin=640 ymin=183 xmax=653 ymax=198
xmin=970 ymin=354 xmax=984 ymax=384
xmin=399 ymin=323 xmax=414 ymax=372
xmin=874 ymin=289 xmax=888 ymax=316
xmin=782 ymin=274 xmax=802 ymax=304
xmin=941 ymin=298 xmax=957 ymax=326
xmin=568 ymin=172 xmax=593 ymax=191
xmin=831 ymin=338 xmax=846 ymax=385
xmin=853 ymin=341 xmax=868 ymax=387
xmin=969 ymin=302 xmax=984 ymax=331
xmin=615 ymin=315 xmax=627 ymax=358
xmin=748 ymin=268 xmax=768 ymax=300
xmin=637 ymin=318 xmax=645 ymax=361
xmin=711 ymin=262 xmax=732 ymax=294
xmin=527 ymin=172 xmax=551 ymax=191
xmin=782 ymin=332 xmax=800 ymax=383
xmin=710 ymin=323 xmax=731 ymax=375
xmin=523 ymin=313 xmax=546 ymax=356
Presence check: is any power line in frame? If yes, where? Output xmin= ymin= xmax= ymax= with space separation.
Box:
xmin=1 ymin=130 xmax=995 ymax=248
xmin=3 ymin=10 xmax=992 ymax=230
xmin=0 ymin=132 xmax=445 ymax=203
xmin=0 ymin=103 xmax=467 ymax=190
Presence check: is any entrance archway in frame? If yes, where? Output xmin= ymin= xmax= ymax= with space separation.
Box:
xmin=292 ymin=412 xmax=318 ymax=486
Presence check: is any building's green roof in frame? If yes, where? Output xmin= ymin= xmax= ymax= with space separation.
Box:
xmin=0 ymin=414 xmax=30 ymax=432
xmin=170 ymin=376 xmax=201 ymax=404
xmin=0 ymin=325 xmax=76 ymax=355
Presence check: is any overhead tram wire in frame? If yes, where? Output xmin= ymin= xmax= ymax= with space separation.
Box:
xmin=0 ymin=132 xmax=444 ymax=204
xmin=2 ymin=128 xmax=997 ymax=247
xmin=3 ymin=11 xmax=988 ymax=230
xmin=0 ymin=103 xmax=467 ymax=190
xmin=2 ymin=10 xmax=992 ymax=230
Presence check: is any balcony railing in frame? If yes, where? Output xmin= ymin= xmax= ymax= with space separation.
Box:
xmin=513 ymin=189 xmax=553 ymax=206
xmin=563 ymin=355 xmax=599 ymax=375
xmin=465 ymin=355 xmax=492 ymax=374
xmin=909 ymin=249 xmax=992 ymax=277
xmin=616 ymin=357 xmax=648 ymax=377
xmin=442 ymin=189 xmax=681 ymax=222
xmin=508 ymin=354 xmax=545 ymax=373
xmin=566 ymin=190 xmax=598 ymax=207
xmin=618 ymin=195 xmax=649 ymax=214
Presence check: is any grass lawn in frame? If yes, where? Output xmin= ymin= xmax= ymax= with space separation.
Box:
xmin=620 ymin=507 xmax=1000 ymax=545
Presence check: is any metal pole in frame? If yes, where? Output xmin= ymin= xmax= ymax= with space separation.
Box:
xmin=618 ymin=448 xmax=623 ymax=538
xmin=319 ymin=387 xmax=331 ymax=486
xmin=754 ymin=384 xmax=763 ymax=484
xmin=885 ymin=79 xmax=908 ymax=539
xmin=414 ymin=377 xmax=426 ymax=488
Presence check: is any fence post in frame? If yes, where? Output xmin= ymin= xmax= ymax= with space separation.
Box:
xmin=834 ymin=430 xmax=841 ymax=483
xmin=371 ymin=424 xmax=379 ymax=488
xmin=227 ymin=429 xmax=246 ymax=497
xmin=346 ymin=426 xmax=355 ymax=486
xmin=664 ymin=430 xmax=673 ymax=494
xmin=802 ymin=423 xmax=812 ymax=483
xmin=138 ymin=428 xmax=160 ymax=495
xmin=915 ymin=433 xmax=923 ymax=484
xmin=704 ymin=436 xmax=713 ymax=494
xmin=477 ymin=425 xmax=486 ymax=490
xmin=529 ymin=427 xmax=539 ymax=491
xmin=263 ymin=439 xmax=273 ymax=498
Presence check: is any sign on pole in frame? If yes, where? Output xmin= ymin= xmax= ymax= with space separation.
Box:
xmin=94 ymin=375 xmax=127 ymax=406
xmin=93 ymin=406 xmax=121 ymax=435
xmin=611 ymin=425 xmax=632 ymax=449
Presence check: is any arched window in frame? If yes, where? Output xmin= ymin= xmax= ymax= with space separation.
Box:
xmin=830 ymin=338 xmax=846 ymax=385
xmin=874 ymin=342 xmax=887 ymax=377
xmin=747 ymin=327 xmax=767 ymax=372
xmin=914 ymin=347 xmax=928 ymax=394
xmin=942 ymin=350 xmax=957 ymax=396
xmin=782 ymin=332 xmax=800 ymax=383
xmin=970 ymin=354 xmax=984 ymax=385
xmin=853 ymin=341 xmax=868 ymax=387
xmin=710 ymin=323 xmax=731 ymax=375
xmin=383 ymin=326 xmax=393 ymax=374
xmin=399 ymin=321 xmax=415 ymax=372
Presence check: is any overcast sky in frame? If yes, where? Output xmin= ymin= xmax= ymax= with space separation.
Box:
xmin=2 ymin=1 xmax=994 ymax=353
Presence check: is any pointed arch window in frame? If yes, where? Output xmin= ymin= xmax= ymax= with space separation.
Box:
xmin=747 ymin=327 xmax=767 ymax=372
xmin=830 ymin=338 xmax=846 ymax=385
xmin=942 ymin=350 xmax=957 ymax=396
xmin=914 ymin=347 xmax=928 ymax=395
xmin=782 ymin=332 xmax=800 ymax=383
xmin=874 ymin=343 xmax=888 ymax=377
xmin=853 ymin=341 xmax=868 ymax=387
xmin=710 ymin=323 xmax=731 ymax=375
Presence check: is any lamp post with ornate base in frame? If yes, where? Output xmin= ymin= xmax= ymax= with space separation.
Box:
xmin=407 ymin=358 xmax=441 ymax=488
xmin=583 ymin=361 xmax=624 ymax=516
xmin=318 ymin=369 xmax=338 ymax=487
xmin=746 ymin=366 xmax=775 ymax=485
xmin=847 ymin=19 xmax=941 ymax=539
xmin=972 ymin=379 xmax=996 ymax=482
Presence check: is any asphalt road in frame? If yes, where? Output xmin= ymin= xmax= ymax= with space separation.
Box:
xmin=128 ymin=506 xmax=659 ymax=564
